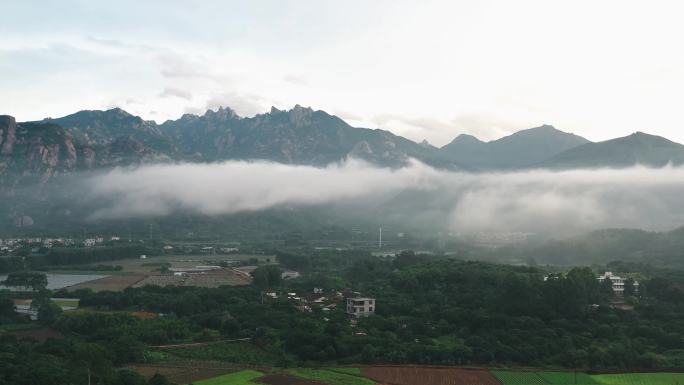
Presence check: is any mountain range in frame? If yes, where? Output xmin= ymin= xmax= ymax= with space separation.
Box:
xmin=3 ymin=105 xmax=684 ymax=187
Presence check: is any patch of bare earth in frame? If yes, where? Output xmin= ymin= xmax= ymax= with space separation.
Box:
xmin=67 ymin=275 xmax=147 ymax=292
xmin=361 ymin=366 xmax=501 ymax=385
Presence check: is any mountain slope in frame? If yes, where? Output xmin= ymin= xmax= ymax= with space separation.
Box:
xmin=160 ymin=105 xmax=446 ymax=167
xmin=41 ymin=108 xmax=178 ymax=155
xmin=0 ymin=116 xmax=79 ymax=190
xmin=522 ymin=226 xmax=684 ymax=268
xmin=439 ymin=125 xmax=590 ymax=169
xmin=0 ymin=114 xmax=168 ymax=189
xmin=540 ymin=132 xmax=684 ymax=169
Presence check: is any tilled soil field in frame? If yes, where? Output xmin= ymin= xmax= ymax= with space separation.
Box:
xmin=258 ymin=374 xmax=328 ymax=385
xmin=67 ymin=274 xmax=147 ymax=292
xmin=362 ymin=366 xmax=501 ymax=385
xmin=132 ymin=269 xmax=250 ymax=288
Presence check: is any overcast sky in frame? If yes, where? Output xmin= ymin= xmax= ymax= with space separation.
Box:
xmin=2 ymin=0 xmax=683 ymax=146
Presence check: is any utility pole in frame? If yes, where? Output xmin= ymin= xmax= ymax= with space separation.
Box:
xmin=378 ymin=226 xmax=382 ymax=249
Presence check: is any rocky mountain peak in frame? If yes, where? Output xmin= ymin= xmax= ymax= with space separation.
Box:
xmin=289 ymin=104 xmax=314 ymax=127
xmin=204 ymin=106 xmax=239 ymax=121
xmin=0 ymin=115 xmax=18 ymax=155
xmin=419 ymin=139 xmax=436 ymax=149
xmin=107 ymin=107 xmax=133 ymax=117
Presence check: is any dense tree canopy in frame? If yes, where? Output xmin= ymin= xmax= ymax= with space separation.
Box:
xmin=3 ymin=253 xmax=684 ymax=384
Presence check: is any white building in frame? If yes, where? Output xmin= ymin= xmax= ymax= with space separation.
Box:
xmin=346 ymin=296 xmax=375 ymax=318
xmin=598 ymin=272 xmax=639 ymax=295
xmin=83 ymin=238 xmax=97 ymax=247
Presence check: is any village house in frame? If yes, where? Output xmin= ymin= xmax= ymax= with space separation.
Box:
xmin=346 ymin=294 xmax=376 ymax=318
xmin=598 ymin=271 xmax=639 ymax=295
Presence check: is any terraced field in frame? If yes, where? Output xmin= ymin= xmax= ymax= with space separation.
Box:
xmin=592 ymin=373 xmax=684 ymax=385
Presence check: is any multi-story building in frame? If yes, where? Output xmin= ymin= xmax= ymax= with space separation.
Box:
xmin=346 ymin=295 xmax=375 ymax=318
xmin=598 ymin=271 xmax=639 ymax=295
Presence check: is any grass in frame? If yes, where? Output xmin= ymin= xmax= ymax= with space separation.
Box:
xmin=492 ymin=371 xmax=548 ymax=385
xmin=326 ymin=367 xmax=365 ymax=376
xmin=538 ymin=371 xmax=598 ymax=384
xmin=592 ymin=373 xmax=684 ymax=385
xmin=191 ymin=370 xmax=264 ymax=385
xmin=288 ymin=368 xmax=376 ymax=385
xmin=142 ymin=350 xmax=170 ymax=363
xmin=51 ymin=298 xmax=79 ymax=308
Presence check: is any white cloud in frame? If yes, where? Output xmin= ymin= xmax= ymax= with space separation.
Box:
xmin=159 ymin=87 xmax=192 ymax=100
xmin=85 ymin=160 xmax=684 ymax=234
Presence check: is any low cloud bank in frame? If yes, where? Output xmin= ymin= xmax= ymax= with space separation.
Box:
xmin=85 ymin=159 xmax=439 ymax=219
xmin=85 ymin=160 xmax=684 ymax=233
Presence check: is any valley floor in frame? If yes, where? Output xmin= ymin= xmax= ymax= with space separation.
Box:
xmin=129 ymin=365 xmax=684 ymax=385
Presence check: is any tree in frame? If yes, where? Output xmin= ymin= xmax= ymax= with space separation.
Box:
xmin=0 ymin=291 xmax=16 ymax=321
xmin=30 ymin=290 xmax=63 ymax=325
xmin=624 ymin=278 xmax=637 ymax=297
xmin=114 ymin=369 xmax=148 ymax=385
xmin=2 ymin=271 xmax=48 ymax=291
xmin=148 ymin=372 xmax=171 ymax=385
xmin=70 ymin=343 xmax=113 ymax=385
xmin=251 ymin=265 xmax=282 ymax=290
xmin=37 ymin=300 xmax=63 ymax=325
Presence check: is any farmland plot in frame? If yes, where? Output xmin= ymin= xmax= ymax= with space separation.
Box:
xmin=259 ymin=374 xmax=328 ymax=385
xmin=592 ymin=373 xmax=684 ymax=385
xmin=129 ymin=361 xmax=244 ymax=384
xmin=288 ymin=368 xmax=376 ymax=385
xmin=362 ymin=366 xmax=500 ymax=385
xmin=67 ymin=274 xmax=147 ymax=291
xmin=491 ymin=370 xmax=547 ymax=385
xmin=192 ymin=370 xmax=264 ymax=385
xmin=537 ymin=371 xmax=598 ymax=384
xmin=132 ymin=269 xmax=249 ymax=288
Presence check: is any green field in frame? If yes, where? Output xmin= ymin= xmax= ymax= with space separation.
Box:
xmin=191 ymin=370 xmax=264 ymax=385
xmin=493 ymin=370 xmax=602 ymax=385
xmin=326 ymin=367 xmax=366 ymax=376
xmin=492 ymin=370 xmax=547 ymax=385
xmin=592 ymin=373 xmax=684 ymax=385
xmin=538 ymin=371 xmax=598 ymax=384
xmin=288 ymin=368 xmax=377 ymax=385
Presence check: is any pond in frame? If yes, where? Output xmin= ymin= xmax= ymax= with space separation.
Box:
xmin=0 ymin=273 xmax=108 ymax=291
